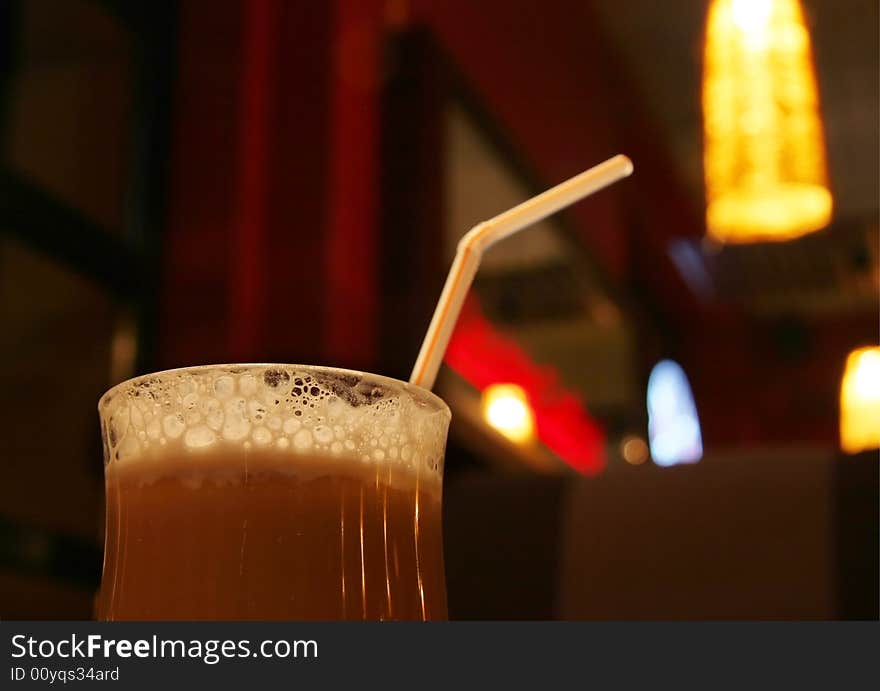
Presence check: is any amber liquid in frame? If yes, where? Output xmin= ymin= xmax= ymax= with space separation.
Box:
xmin=98 ymin=449 xmax=446 ymax=620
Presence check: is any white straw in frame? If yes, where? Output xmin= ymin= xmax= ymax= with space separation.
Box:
xmin=409 ymin=154 xmax=633 ymax=390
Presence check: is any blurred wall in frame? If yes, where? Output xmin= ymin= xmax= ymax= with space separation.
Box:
xmin=444 ymin=450 xmax=847 ymax=620
xmin=559 ymin=450 xmax=836 ymax=619
xmin=1 ymin=0 xmax=132 ymax=619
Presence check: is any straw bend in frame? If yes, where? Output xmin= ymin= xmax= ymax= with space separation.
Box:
xmin=410 ymin=154 xmax=633 ymax=390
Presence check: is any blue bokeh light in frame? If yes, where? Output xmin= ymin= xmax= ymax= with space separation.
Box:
xmin=647 ymin=360 xmax=703 ymax=466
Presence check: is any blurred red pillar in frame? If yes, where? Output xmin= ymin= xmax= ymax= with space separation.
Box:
xmin=159 ymin=0 xmax=385 ymax=371
xmin=325 ymin=0 xmax=385 ymax=367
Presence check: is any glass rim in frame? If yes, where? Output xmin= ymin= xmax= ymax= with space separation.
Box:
xmin=98 ymin=363 xmax=451 ymax=418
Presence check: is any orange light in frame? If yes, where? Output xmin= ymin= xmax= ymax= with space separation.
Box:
xmin=840 ymin=347 xmax=880 ymax=454
xmin=703 ymin=0 xmax=832 ymax=243
xmin=620 ymin=435 xmax=650 ymax=465
xmin=481 ymin=384 xmax=536 ymax=444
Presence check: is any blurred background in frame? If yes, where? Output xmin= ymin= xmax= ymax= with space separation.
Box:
xmin=0 ymin=0 xmax=877 ymax=619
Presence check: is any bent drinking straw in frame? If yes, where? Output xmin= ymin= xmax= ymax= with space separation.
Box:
xmin=409 ymin=154 xmax=634 ymax=390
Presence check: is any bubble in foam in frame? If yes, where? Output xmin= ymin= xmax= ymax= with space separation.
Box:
xmin=182 ymin=392 xmax=198 ymax=410
xmin=214 ymin=375 xmax=235 ymax=399
xmin=222 ymin=414 xmax=250 ymax=441
xmin=283 ymin=417 xmax=301 ymax=435
xmin=203 ymin=399 xmax=224 ymax=431
xmin=267 ymin=415 xmax=281 ymax=431
xmin=248 ymin=400 xmax=267 ymax=424
xmin=327 ymin=398 xmax=345 ymax=419
xmin=130 ymin=406 xmax=144 ymax=430
xmin=225 ymin=396 xmax=246 ymax=415
xmin=239 ymin=374 xmax=258 ymax=397
xmin=293 ymin=428 xmax=313 ymax=450
xmin=185 ymin=409 xmax=201 ymax=425
xmin=373 ymin=449 xmax=386 ymax=461
xmin=109 ymin=408 xmax=130 ymax=446
xmin=277 ymin=437 xmax=289 ymax=450
xmin=200 ymin=396 xmax=220 ymax=414
xmin=252 ymin=427 xmax=272 ymax=446
xmin=261 ymin=388 xmax=282 ymax=409
xmin=162 ymin=413 xmax=185 ymax=439
xmin=221 ymin=397 xmax=250 ymax=440
xmin=263 ymin=368 xmax=291 ymax=394
xmin=401 ymin=445 xmax=413 ymax=461
xmin=331 ymin=441 xmax=343 ymax=454
xmin=117 ymin=433 xmax=140 ymax=460
xmin=145 ymin=418 xmax=161 ymax=440
xmin=313 ymin=425 xmax=333 ymax=444
xmin=185 ymin=425 xmax=216 ymax=449
xmin=385 ymin=410 xmax=401 ymax=430
xmin=176 ymin=379 xmax=196 ymax=399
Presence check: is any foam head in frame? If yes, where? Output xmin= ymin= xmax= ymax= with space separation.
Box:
xmin=98 ymin=364 xmax=451 ymax=477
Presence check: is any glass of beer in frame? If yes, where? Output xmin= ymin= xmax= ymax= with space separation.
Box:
xmin=96 ymin=364 xmax=450 ymax=620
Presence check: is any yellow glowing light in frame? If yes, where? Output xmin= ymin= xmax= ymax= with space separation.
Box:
xmin=620 ymin=435 xmax=650 ymax=465
xmin=840 ymin=347 xmax=880 ymax=454
xmin=703 ymin=0 xmax=832 ymax=243
xmin=481 ymin=384 xmax=536 ymax=444
xmin=732 ymin=0 xmax=772 ymax=35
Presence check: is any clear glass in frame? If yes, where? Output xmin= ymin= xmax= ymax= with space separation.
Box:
xmin=97 ymin=364 xmax=450 ymax=621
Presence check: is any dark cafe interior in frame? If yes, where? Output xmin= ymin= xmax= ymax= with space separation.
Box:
xmin=0 ymin=0 xmax=877 ymax=620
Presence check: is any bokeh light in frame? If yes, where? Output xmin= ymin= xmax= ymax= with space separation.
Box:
xmin=647 ymin=360 xmax=703 ymax=466
xmin=481 ymin=383 xmax=536 ymax=444
xmin=840 ymin=346 xmax=880 ymax=454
